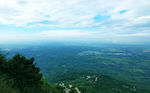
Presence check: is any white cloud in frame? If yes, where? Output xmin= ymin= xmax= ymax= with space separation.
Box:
xmin=0 ymin=0 xmax=150 ymax=43
xmin=0 ymin=30 xmax=97 ymax=41
xmin=0 ymin=0 xmax=150 ymax=27
xmin=1 ymin=29 xmax=150 ymax=44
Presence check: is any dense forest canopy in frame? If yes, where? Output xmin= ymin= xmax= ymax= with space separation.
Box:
xmin=0 ymin=43 xmax=150 ymax=93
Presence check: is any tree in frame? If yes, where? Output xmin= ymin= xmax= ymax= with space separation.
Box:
xmin=0 ymin=53 xmax=7 ymax=73
xmin=7 ymin=54 xmax=43 ymax=92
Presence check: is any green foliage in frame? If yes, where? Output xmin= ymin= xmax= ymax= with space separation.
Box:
xmin=0 ymin=53 xmax=63 ymax=93
xmin=0 ymin=53 xmax=7 ymax=72
xmin=0 ymin=73 xmax=20 ymax=93
xmin=7 ymin=54 xmax=42 ymax=91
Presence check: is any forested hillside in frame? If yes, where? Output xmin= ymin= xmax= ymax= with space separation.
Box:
xmin=0 ymin=52 xmax=149 ymax=93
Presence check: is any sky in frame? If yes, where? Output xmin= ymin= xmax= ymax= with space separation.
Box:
xmin=0 ymin=0 xmax=150 ymax=44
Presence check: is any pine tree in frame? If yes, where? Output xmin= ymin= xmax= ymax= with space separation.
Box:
xmin=7 ymin=54 xmax=43 ymax=92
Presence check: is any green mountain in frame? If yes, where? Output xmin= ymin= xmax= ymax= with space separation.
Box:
xmin=0 ymin=52 xmax=149 ymax=93
xmin=52 ymin=72 xmax=148 ymax=93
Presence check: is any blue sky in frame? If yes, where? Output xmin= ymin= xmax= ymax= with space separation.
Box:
xmin=0 ymin=0 xmax=150 ymax=43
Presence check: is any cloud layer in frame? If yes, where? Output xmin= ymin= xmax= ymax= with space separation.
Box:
xmin=0 ymin=0 xmax=150 ymax=43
